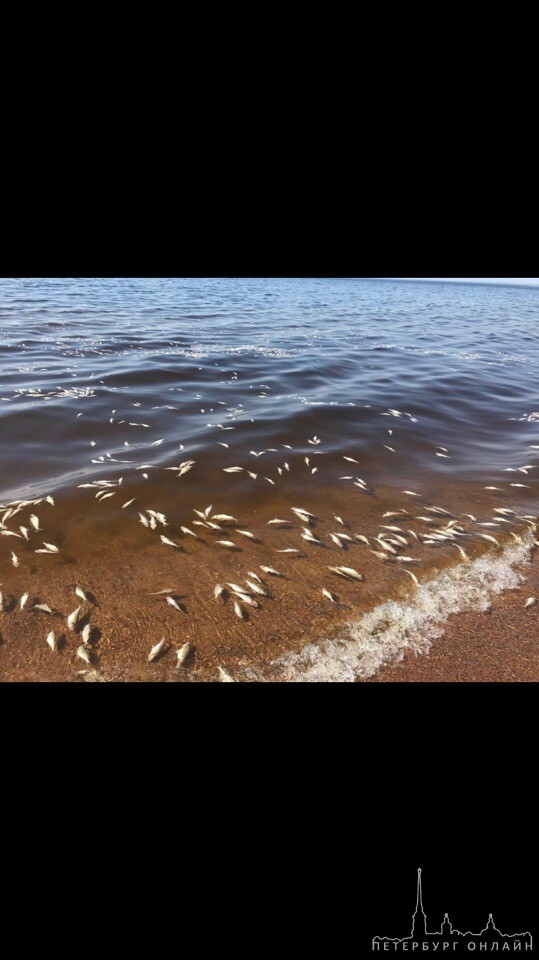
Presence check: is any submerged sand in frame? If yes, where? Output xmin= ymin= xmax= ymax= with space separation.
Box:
xmin=1 ymin=477 xmax=538 ymax=682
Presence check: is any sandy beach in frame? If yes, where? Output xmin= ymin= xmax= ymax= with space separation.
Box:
xmin=369 ymin=551 xmax=539 ymax=682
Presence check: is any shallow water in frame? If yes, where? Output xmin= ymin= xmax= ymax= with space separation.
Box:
xmin=1 ymin=277 xmax=538 ymax=681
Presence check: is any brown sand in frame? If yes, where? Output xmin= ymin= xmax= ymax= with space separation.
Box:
xmin=1 ymin=479 xmax=538 ymax=682
xmin=368 ymin=552 xmax=539 ymax=682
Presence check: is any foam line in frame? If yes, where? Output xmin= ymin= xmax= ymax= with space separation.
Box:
xmin=247 ymin=532 xmax=534 ymax=682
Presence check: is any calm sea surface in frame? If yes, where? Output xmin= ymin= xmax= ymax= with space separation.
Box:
xmin=1 ymin=278 xmax=538 ymax=680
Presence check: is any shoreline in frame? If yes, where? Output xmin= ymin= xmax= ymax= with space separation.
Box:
xmin=1 ymin=526 xmax=536 ymax=683
xmin=368 ymin=548 xmax=539 ymax=683
xmin=1 ymin=474 xmax=538 ymax=683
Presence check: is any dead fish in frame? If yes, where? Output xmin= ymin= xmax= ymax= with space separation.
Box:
xmin=233 ymin=600 xmax=245 ymax=619
xmin=525 ymin=598 xmax=537 ymax=609
xmin=248 ymin=571 xmax=262 ymax=582
xmin=81 ymin=623 xmax=92 ymax=645
xmin=268 ymin=519 xmax=291 ymax=526
xmin=214 ymin=584 xmax=225 ymax=600
xmin=180 ymin=526 xmax=199 ymax=539
xmin=234 ymin=592 xmax=259 ymax=608
xmin=75 ymin=586 xmax=89 ymax=602
xmin=237 ymin=530 xmax=256 ymax=539
xmin=122 ymin=498 xmax=136 ymax=508
xmin=46 ymin=630 xmax=57 ymax=652
xmin=20 ymin=592 xmax=29 ymax=610
xmin=392 ymin=535 xmax=409 ymax=547
xmin=292 ymin=507 xmax=315 ymax=521
xmin=337 ymin=566 xmax=364 ymax=581
xmin=223 ymin=467 xmax=244 ymax=473
xmin=216 ymin=541 xmax=237 ymax=549
xmin=402 ymin=491 xmax=421 ymax=497
xmin=34 ymin=603 xmax=53 ymax=613
xmin=11 ymin=552 xmax=19 ymax=567
xmin=77 ymin=644 xmax=92 ymax=665
xmin=176 ymin=642 xmax=191 ymax=667
xmin=404 ymin=570 xmax=420 ymax=586
xmin=355 ymin=535 xmax=370 ymax=546
xmin=328 ymin=566 xmax=363 ymax=581
xmin=478 ymin=534 xmax=499 ymax=546
xmin=395 ymin=557 xmax=419 ymax=564
xmin=19 ymin=526 xmax=30 ymax=540
xmin=322 ymin=588 xmax=337 ymax=602
xmin=260 ymin=566 xmax=283 ymax=576
xmin=212 ymin=515 xmax=237 ymax=523
xmin=227 ymin=582 xmax=248 ymax=594
xmin=330 ymin=534 xmax=344 ymax=548
xmin=30 ymin=515 xmax=40 ymax=531
xmin=161 ymin=535 xmax=180 ymax=548
xmin=148 ymin=638 xmax=166 ymax=662
xmin=67 ymin=606 xmax=81 ymax=631
xmin=139 ymin=513 xmax=150 ymax=527
xmin=245 ymin=580 xmax=267 ymax=596
xmin=166 ymin=597 xmax=183 ymax=612
xmin=276 ymin=548 xmax=300 ymax=554
xmin=0 ymin=591 xmax=3 ymax=611
xmin=218 ymin=666 xmax=235 ymax=682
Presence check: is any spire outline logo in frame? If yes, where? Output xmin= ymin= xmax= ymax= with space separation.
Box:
xmin=372 ymin=868 xmax=532 ymax=952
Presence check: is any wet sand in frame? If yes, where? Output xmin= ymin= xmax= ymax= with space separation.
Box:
xmin=369 ymin=552 xmax=539 ymax=683
xmin=1 ymin=478 xmax=537 ymax=682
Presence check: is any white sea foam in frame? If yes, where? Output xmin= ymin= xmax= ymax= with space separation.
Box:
xmin=246 ymin=533 xmax=534 ymax=683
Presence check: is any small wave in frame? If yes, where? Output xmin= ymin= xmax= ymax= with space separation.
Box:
xmin=247 ymin=533 xmax=534 ymax=682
